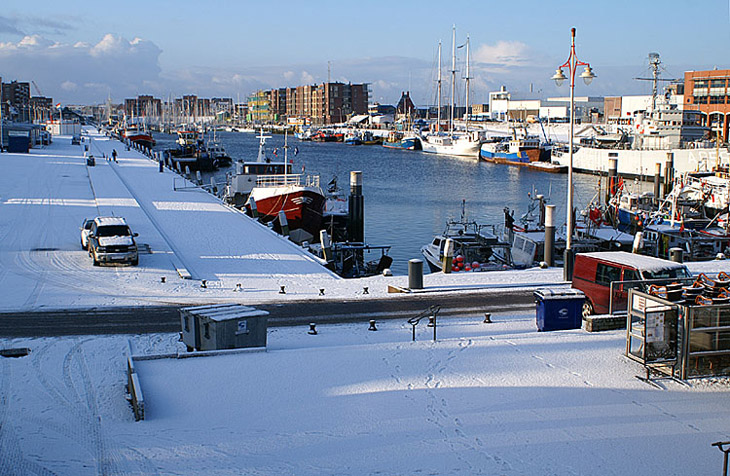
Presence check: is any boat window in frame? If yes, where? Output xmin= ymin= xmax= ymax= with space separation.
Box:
xmin=596 ymin=263 xmax=621 ymax=286
xmin=524 ymin=240 xmax=536 ymax=259
xmin=514 ymin=236 xmax=525 ymax=251
xmin=433 ymin=238 xmax=442 ymax=247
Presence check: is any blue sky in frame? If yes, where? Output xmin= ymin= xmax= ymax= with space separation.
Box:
xmin=1 ymin=0 xmax=729 ymax=105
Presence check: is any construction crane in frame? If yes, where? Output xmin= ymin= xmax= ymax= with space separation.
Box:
xmin=31 ymin=80 xmax=43 ymax=97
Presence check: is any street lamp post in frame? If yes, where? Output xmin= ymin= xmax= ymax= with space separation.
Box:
xmin=551 ymin=27 xmax=595 ymax=280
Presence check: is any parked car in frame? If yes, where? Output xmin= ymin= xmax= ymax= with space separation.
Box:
xmin=572 ymin=251 xmax=692 ymax=316
xmin=87 ymin=216 xmax=139 ymax=266
xmin=80 ymin=218 xmax=94 ymax=250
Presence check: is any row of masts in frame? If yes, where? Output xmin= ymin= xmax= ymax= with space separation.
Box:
xmin=435 ymin=26 xmax=471 ymax=137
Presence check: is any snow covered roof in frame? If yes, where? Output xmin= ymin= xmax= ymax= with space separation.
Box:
xmin=94 ymin=216 xmax=127 ymax=227
xmin=577 ymin=251 xmax=688 ymax=271
xmin=182 ymin=304 xmax=269 ymax=322
xmin=347 ymin=114 xmax=369 ymax=124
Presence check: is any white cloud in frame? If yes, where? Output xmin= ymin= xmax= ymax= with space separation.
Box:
xmin=283 ymin=71 xmax=295 ymax=81
xmin=473 ymin=41 xmax=532 ymax=67
xmin=17 ymin=35 xmax=53 ymax=49
xmin=0 ymin=33 xmax=162 ymax=103
xmin=300 ymin=71 xmax=314 ymax=84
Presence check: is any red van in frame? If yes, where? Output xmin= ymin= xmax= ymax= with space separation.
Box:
xmin=572 ymin=251 xmax=692 ymax=316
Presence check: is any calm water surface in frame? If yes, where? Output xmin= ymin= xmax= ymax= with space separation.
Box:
xmin=156 ymin=131 xmax=610 ymax=275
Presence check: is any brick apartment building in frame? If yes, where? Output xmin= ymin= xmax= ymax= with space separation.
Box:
xmin=684 ymin=69 xmax=730 ymax=141
xmin=248 ymin=82 xmax=369 ymax=125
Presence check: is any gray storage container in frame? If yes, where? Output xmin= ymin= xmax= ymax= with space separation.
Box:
xmin=181 ymin=304 xmax=269 ymax=351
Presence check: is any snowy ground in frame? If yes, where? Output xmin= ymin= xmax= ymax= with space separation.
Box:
xmin=0 ymin=128 xmax=584 ymax=312
xmin=2 ymin=129 xmax=730 ymax=475
xmin=1 ymin=314 xmax=729 ymax=475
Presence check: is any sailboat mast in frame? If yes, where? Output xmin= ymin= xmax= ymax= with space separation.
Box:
xmin=450 ymin=25 xmax=456 ymax=136
xmin=465 ymin=34 xmax=471 ymax=133
xmin=437 ymin=41 xmax=442 ymax=132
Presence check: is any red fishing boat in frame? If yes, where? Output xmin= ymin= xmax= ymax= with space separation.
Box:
xmin=223 ymin=130 xmax=325 ymax=238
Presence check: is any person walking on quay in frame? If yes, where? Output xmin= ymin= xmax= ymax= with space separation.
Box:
xmin=112 ymin=149 xmax=118 ymax=162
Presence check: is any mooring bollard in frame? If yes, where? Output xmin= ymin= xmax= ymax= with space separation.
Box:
xmin=483 ymin=312 xmax=492 ymax=323
xmin=200 ymin=279 xmax=207 ymax=289
xmin=279 ymin=285 xmax=286 ymax=294
xmin=368 ymin=320 xmax=377 ymax=331
xmin=234 ymin=283 xmax=242 ymax=292
xmin=442 ymin=238 xmax=454 ymax=273
xmin=409 ymin=259 xmax=423 ymax=290
xmin=544 ymin=205 xmax=556 ymax=267
xmin=249 ymin=198 xmax=259 ymax=219
xmin=319 ymin=288 xmax=325 ymax=296
xmin=308 ymin=323 xmax=317 ymax=335
xmin=278 ymin=210 xmax=289 ymax=236
xmin=160 ymin=276 xmax=166 ymax=283
xmin=363 ymin=287 xmax=369 ymax=295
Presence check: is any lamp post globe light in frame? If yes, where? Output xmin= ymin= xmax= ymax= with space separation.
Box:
xmin=552 ymin=27 xmax=595 ymax=280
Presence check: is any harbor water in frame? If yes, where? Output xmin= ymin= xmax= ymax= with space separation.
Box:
xmin=155 ymin=131 xmax=616 ymax=275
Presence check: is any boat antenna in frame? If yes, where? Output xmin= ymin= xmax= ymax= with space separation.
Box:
xmin=461 ymin=199 xmax=466 ymax=222
xmin=256 ymin=127 xmax=271 ymax=163
xmin=284 ymin=128 xmax=289 ymax=180
xmin=633 ymin=53 xmax=677 ymax=112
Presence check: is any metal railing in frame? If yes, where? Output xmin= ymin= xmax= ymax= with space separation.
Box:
xmin=255 ymin=173 xmax=320 ymax=188
xmin=608 ymin=277 xmax=695 ymax=315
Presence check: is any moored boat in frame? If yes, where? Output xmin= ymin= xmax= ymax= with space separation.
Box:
xmin=480 ymin=133 xmax=554 ymax=169
xmin=123 ymin=122 xmax=155 ymax=149
xmin=421 ymin=201 xmax=511 ymax=272
xmin=382 ymin=130 xmax=421 ymax=150
xmin=224 ymin=130 xmax=325 ymax=237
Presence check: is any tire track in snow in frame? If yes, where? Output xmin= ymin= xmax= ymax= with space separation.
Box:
xmin=0 ymin=346 xmax=60 ymax=476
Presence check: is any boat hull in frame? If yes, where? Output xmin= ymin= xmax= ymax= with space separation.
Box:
xmin=125 ymin=133 xmax=155 ymax=149
xmin=248 ymin=186 xmax=325 ymax=236
xmin=383 ymin=137 xmax=421 ymax=150
xmin=420 ymin=136 xmax=480 ymax=157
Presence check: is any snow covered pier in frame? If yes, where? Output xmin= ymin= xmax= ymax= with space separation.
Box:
xmin=0 ymin=127 xmax=572 ymax=313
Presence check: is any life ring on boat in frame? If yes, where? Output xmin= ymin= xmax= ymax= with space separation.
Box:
xmin=588 ymin=208 xmax=603 ymax=226
xmin=512 ymin=225 xmax=525 ymax=232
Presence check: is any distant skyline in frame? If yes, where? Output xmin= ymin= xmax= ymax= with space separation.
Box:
xmin=1 ymin=0 xmax=729 ymax=106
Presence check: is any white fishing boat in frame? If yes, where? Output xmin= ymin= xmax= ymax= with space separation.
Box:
xmin=421 ymin=201 xmax=511 ymax=272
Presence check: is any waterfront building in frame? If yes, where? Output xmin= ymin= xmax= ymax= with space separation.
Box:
xmin=29 ymin=96 xmax=54 ymax=123
xmin=124 ymin=95 xmax=162 ymax=118
xmin=2 ymin=80 xmax=31 ymax=123
xmin=395 ymin=91 xmax=416 ymax=117
xmin=247 ymin=90 xmax=271 ymax=123
xmin=488 ymin=86 xmax=510 ymax=121
xmin=684 ymin=69 xmax=730 ymax=141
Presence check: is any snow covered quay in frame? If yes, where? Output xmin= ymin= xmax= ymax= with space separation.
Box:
xmin=0 ymin=128 xmax=568 ymax=313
